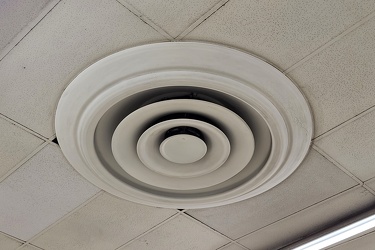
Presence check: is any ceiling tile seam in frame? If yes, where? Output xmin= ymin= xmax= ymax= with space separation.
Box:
xmin=312 ymin=144 xmax=364 ymax=185
xmin=175 ymin=0 xmax=230 ymax=40
xmin=115 ymin=212 xmax=181 ymax=250
xmin=216 ymin=242 xmax=249 ymax=250
xmin=181 ymin=212 xmax=237 ymax=244
xmin=18 ymin=243 xmax=44 ymax=250
xmin=363 ymin=183 xmax=375 ymax=196
xmin=115 ymin=0 xmax=174 ymax=41
xmin=0 ymin=113 xmax=49 ymax=141
xmin=22 ymin=190 xmax=104 ymax=247
xmin=0 ymin=0 xmax=61 ymax=62
xmin=0 ymin=142 xmax=47 ymax=183
xmin=283 ymin=9 xmax=375 ymax=74
xmin=312 ymin=105 xmax=375 ymax=142
xmin=234 ymin=185 xmax=366 ymax=243
xmin=0 ymin=231 xmax=25 ymax=244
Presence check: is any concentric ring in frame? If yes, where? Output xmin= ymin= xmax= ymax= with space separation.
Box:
xmin=136 ymin=119 xmax=231 ymax=178
xmin=111 ymin=99 xmax=254 ymax=190
xmin=55 ymin=42 xmax=313 ymax=208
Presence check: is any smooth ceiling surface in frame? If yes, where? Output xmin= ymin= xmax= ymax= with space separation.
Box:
xmin=0 ymin=1 xmax=375 ymax=250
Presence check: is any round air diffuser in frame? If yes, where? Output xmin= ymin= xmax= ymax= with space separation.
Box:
xmin=55 ymin=42 xmax=313 ymax=209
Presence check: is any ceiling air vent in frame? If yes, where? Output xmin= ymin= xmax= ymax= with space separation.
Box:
xmin=55 ymin=42 xmax=313 ymax=209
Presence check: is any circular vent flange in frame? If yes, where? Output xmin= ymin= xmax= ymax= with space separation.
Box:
xmin=55 ymin=42 xmax=313 ymax=208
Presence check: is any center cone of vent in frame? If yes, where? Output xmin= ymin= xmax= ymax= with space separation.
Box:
xmin=160 ymin=126 xmax=207 ymax=164
xmin=55 ymin=42 xmax=313 ymax=208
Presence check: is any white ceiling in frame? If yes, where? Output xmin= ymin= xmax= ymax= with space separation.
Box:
xmin=0 ymin=0 xmax=375 ymax=249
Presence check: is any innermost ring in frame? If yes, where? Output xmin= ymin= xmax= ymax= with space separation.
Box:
xmin=160 ymin=129 xmax=207 ymax=164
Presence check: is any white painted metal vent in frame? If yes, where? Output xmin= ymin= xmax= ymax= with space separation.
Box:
xmin=55 ymin=42 xmax=313 ymax=208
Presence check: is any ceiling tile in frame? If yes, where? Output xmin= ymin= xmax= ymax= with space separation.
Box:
xmin=329 ymin=230 xmax=375 ymax=250
xmin=120 ymin=215 xmax=229 ymax=250
xmin=219 ymin=243 xmax=246 ymax=250
xmin=122 ymin=0 xmax=221 ymax=38
xmin=289 ymin=17 xmax=375 ymax=136
xmin=0 ymin=0 xmax=53 ymax=52
xmin=184 ymin=0 xmax=375 ymax=70
xmin=21 ymin=244 xmax=43 ymax=250
xmin=0 ymin=233 xmax=23 ymax=250
xmin=0 ymin=144 xmax=100 ymax=240
xmin=187 ymin=149 xmax=357 ymax=239
xmin=0 ymin=117 xmax=43 ymax=179
xmin=315 ymin=109 xmax=375 ymax=181
xmin=238 ymin=187 xmax=375 ymax=250
xmin=31 ymin=192 xmax=176 ymax=250
xmin=365 ymin=177 xmax=375 ymax=192
xmin=0 ymin=0 xmax=166 ymax=138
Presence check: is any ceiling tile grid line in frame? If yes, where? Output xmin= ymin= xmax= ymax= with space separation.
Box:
xmin=115 ymin=0 xmax=174 ymax=40
xmin=114 ymin=212 xmax=181 ymax=249
xmin=233 ymin=185 xmax=372 ymax=244
xmin=216 ymin=242 xmax=248 ymax=250
xmin=0 ymin=142 xmax=47 ymax=183
xmin=283 ymin=9 xmax=375 ymax=74
xmin=181 ymin=212 xmax=250 ymax=250
xmin=0 ymin=0 xmax=61 ymax=62
xmin=15 ymin=191 xmax=104 ymax=250
xmin=0 ymin=230 xmax=25 ymax=245
xmin=175 ymin=0 xmax=230 ymax=40
xmin=0 ymin=113 xmax=49 ymax=141
xmin=312 ymin=105 xmax=375 ymax=142
xmin=312 ymin=144 xmax=364 ymax=185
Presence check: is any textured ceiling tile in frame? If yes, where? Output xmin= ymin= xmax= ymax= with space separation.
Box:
xmin=289 ymin=17 xmax=375 ymax=136
xmin=21 ymin=244 xmax=43 ymax=250
xmin=315 ymin=109 xmax=375 ymax=181
xmin=219 ymin=243 xmax=246 ymax=250
xmin=31 ymin=192 xmax=176 ymax=250
xmin=184 ymin=0 xmax=375 ymax=70
xmin=120 ymin=215 xmax=228 ymax=250
xmin=0 ymin=144 xmax=100 ymax=240
xmin=122 ymin=0 xmax=221 ymax=38
xmin=0 ymin=0 xmax=166 ymax=138
xmin=329 ymin=230 xmax=375 ymax=250
xmin=365 ymin=177 xmax=375 ymax=191
xmin=0 ymin=233 xmax=23 ymax=250
xmin=187 ymin=149 xmax=357 ymax=239
xmin=0 ymin=0 xmax=52 ymax=52
xmin=238 ymin=187 xmax=375 ymax=250
xmin=0 ymin=117 xmax=43 ymax=179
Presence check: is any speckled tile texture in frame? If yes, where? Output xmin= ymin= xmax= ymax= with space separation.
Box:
xmin=187 ymin=149 xmax=357 ymax=239
xmin=122 ymin=0 xmax=222 ymax=38
xmin=0 ymin=0 xmax=166 ymax=137
xmin=0 ymin=117 xmax=43 ymax=179
xmin=315 ymin=109 xmax=375 ymax=181
xmin=120 ymin=215 xmax=229 ymax=250
xmin=185 ymin=0 xmax=375 ymax=70
xmin=0 ymin=144 xmax=100 ymax=240
xmin=289 ymin=17 xmax=375 ymax=136
xmin=31 ymin=192 xmax=176 ymax=250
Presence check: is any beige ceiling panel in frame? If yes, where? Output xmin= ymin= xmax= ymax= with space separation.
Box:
xmin=0 ymin=145 xmax=100 ymax=240
xmin=121 ymin=0 xmax=222 ymax=38
xmin=184 ymin=0 xmax=375 ymax=70
xmin=119 ymin=215 xmax=229 ymax=250
xmin=0 ymin=0 xmax=53 ymax=53
xmin=0 ymin=117 xmax=43 ymax=179
xmin=0 ymin=0 xmax=166 ymax=138
xmin=187 ymin=149 xmax=357 ymax=239
xmin=315 ymin=109 xmax=375 ymax=181
xmin=0 ymin=233 xmax=23 ymax=250
xmin=32 ymin=192 xmax=176 ymax=250
xmin=238 ymin=187 xmax=375 ymax=249
xmin=289 ymin=17 xmax=375 ymax=136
